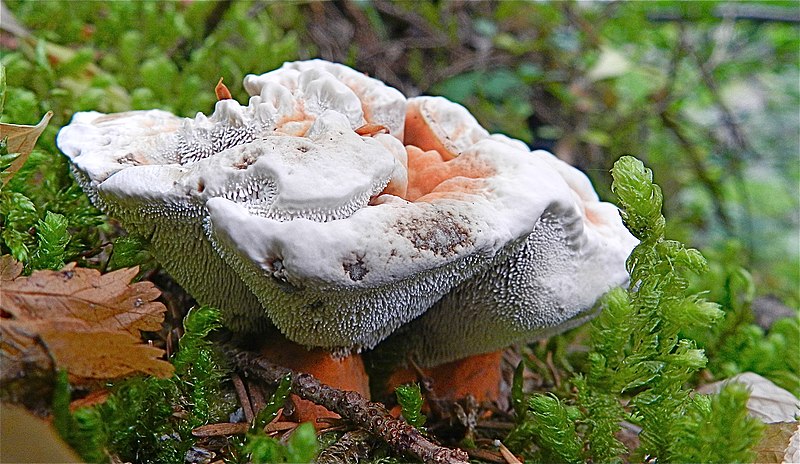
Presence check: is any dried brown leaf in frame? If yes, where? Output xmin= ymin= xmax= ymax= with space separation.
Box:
xmin=0 ymin=258 xmax=173 ymax=383
xmin=752 ymin=422 xmax=798 ymax=464
xmin=0 ymin=254 xmax=23 ymax=282
xmin=2 ymin=263 xmax=165 ymax=334
xmin=35 ymin=319 xmax=173 ymax=379
xmin=0 ymin=111 xmax=53 ymax=186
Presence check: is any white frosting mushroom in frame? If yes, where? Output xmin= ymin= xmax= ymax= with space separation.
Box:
xmin=58 ymin=60 xmax=637 ymax=364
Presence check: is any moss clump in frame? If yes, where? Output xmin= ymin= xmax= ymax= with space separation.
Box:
xmin=506 ymin=156 xmax=764 ymax=463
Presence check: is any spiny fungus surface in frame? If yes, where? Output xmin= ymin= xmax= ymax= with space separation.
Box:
xmin=58 ymin=59 xmax=637 ymax=364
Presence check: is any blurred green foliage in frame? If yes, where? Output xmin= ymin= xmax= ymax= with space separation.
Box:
xmin=4 ymin=0 xmax=796 ymax=299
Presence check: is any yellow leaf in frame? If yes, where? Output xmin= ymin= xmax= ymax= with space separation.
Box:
xmin=0 ymin=257 xmax=174 ymax=383
xmin=0 ymin=111 xmax=53 ymax=186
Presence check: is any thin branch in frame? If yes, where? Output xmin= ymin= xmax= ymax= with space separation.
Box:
xmin=225 ymin=345 xmax=469 ymax=464
xmin=691 ymin=50 xmax=761 ymax=159
xmin=686 ymin=25 xmax=757 ymax=253
xmin=648 ymin=4 xmax=800 ymax=24
xmin=232 ymin=373 xmax=254 ymax=423
xmin=315 ymin=429 xmax=376 ymax=464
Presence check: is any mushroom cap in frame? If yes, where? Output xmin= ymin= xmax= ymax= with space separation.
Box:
xmin=57 ymin=60 xmax=637 ymax=363
xmin=56 ymin=61 xmax=406 ymax=331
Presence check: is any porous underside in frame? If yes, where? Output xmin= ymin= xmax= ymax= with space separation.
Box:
xmin=372 ymin=208 xmax=628 ymax=366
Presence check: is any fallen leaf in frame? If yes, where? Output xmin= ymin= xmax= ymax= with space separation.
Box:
xmin=0 ymin=257 xmax=173 ymax=384
xmin=2 ymin=262 xmax=165 ymax=335
xmin=752 ymin=422 xmax=798 ymax=463
xmin=699 ymin=372 xmax=800 ymax=423
xmin=35 ymin=319 xmax=171 ymax=379
xmin=0 ymin=254 xmax=23 ymax=282
xmin=0 ymin=111 xmax=53 ymax=186
xmin=0 ymin=403 xmax=81 ymax=463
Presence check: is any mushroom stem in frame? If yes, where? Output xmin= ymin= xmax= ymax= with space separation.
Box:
xmin=257 ymin=335 xmax=370 ymax=428
xmin=384 ymin=350 xmax=505 ymax=406
xmin=225 ymin=345 xmax=470 ymax=464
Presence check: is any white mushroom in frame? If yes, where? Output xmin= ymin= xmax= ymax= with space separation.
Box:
xmin=58 ymin=60 xmax=637 ymax=365
xmin=57 ymin=61 xmax=405 ymax=331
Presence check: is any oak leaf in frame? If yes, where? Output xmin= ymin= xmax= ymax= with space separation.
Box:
xmin=0 ymin=256 xmax=174 ymax=384
xmin=0 ymin=111 xmax=53 ymax=187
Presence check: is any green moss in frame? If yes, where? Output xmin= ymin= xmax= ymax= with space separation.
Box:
xmin=506 ymin=156 xmax=764 ymax=463
xmin=241 ymin=376 xmax=318 ymax=464
xmin=30 ymin=211 xmax=70 ymax=270
xmin=395 ymin=383 xmax=427 ymax=429
xmin=671 ymin=383 xmax=764 ymax=463
xmin=55 ymin=306 xmax=237 ymax=463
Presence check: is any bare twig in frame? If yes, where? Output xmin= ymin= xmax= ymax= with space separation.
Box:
xmin=545 ymin=351 xmax=561 ymax=389
xmin=225 ymin=345 xmax=469 ymax=464
xmin=315 ymin=429 xmax=376 ymax=464
xmin=690 ymin=48 xmax=761 ymax=159
xmin=232 ymin=373 xmax=254 ymax=423
xmin=648 ymin=4 xmax=800 ymax=23
xmin=464 ymin=447 xmax=506 ymax=463
xmin=192 ymin=422 xmax=249 ymax=437
xmin=497 ymin=441 xmax=523 ymax=464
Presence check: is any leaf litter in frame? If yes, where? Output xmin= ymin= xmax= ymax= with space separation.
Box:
xmin=0 ymin=255 xmax=174 ymax=384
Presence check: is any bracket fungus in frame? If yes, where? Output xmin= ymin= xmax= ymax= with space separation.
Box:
xmin=58 ymin=60 xmax=636 ymax=391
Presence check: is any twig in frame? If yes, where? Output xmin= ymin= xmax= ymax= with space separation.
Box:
xmin=690 ymin=46 xmax=761 ymax=159
xmin=647 ymin=4 xmax=800 ymax=24
xmin=225 ymin=345 xmax=469 ymax=464
xmin=192 ymin=422 xmax=248 ymax=437
xmin=496 ymin=441 xmax=523 ymax=464
xmin=688 ymin=38 xmax=757 ymax=251
xmin=232 ymin=373 xmax=254 ymax=423
xmin=476 ymin=420 xmax=515 ymax=431
xmin=545 ymin=351 xmax=561 ymax=389
xmin=464 ymin=447 xmax=506 ymax=463
xmin=315 ymin=429 xmax=376 ymax=464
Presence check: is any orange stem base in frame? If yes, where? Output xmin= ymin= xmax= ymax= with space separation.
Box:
xmin=384 ymin=350 xmax=505 ymax=404
xmin=259 ymin=338 xmax=370 ymax=428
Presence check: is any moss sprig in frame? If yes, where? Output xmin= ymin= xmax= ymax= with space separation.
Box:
xmin=507 ymin=156 xmax=763 ymax=463
xmin=395 ymin=382 xmax=427 ymax=429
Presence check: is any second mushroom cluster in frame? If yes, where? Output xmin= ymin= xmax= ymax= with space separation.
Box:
xmin=58 ymin=59 xmax=637 ymax=411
